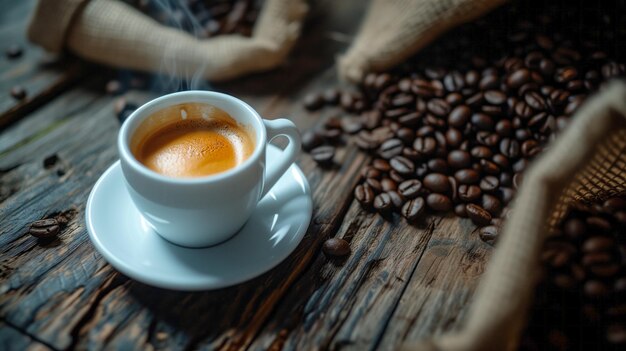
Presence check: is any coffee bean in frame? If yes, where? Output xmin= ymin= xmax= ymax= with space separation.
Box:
xmin=454 ymin=204 xmax=467 ymax=217
xmin=310 ymin=146 xmax=335 ymax=165
xmin=355 ymin=184 xmax=375 ymax=208
xmin=582 ymin=236 xmax=614 ymax=254
xmin=484 ymin=90 xmax=507 ymax=105
xmin=445 ymin=128 xmax=463 ymax=147
xmin=427 ymin=99 xmax=450 ymax=117
xmin=471 ymin=146 xmax=493 ymax=159
xmin=374 ymin=193 xmax=392 ymax=212
xmin=372 ymin=159 xmax=391 ymax=172
xmin=480 ymin=159 xmax=500 ymax=175
xmin=378 ymin=138 xmax=404 ymax=159
xmin=323 ymin=238 xmax=350 ymax=257
xmin=398 ymin=179 xmax=423 ymax=199
xmin=5 ymin=44 xmax=23 ymax=59
xmin=321 ymin=128 xmax=342 ymax=143
xmin=482 ymin=194 xmax=502 ymax=216
xmin=423 ymin=173 xmax=450 ymax=193
xmin=341 ymin=118 xmax=364 ymax=135
xmin=507 ymin=68 xmax=531 ymax=89
xmin=427 ymin=158 xmax=448 ymax=173
xmin=390 ymin=156 xmax=414 ymax=175
xmin=29 ymin=218 xmax=60 ymax=239
xmin=413 ymin=137 xmax=437 ymax=156
xmin=466 ymin=204 xmax=492 ymax=226
xmin=458 ymin=184 xmax=481 ymax=202
xmin=402 ymin=197 xmax=425 ymax=222
xmin=322 ymin=88 xmax=340 ymax=104
xmin=447 ymin=150 xmax=471 ymax=169
xmin=471 ymin=113 xmax=494 ymax=131
xmin=480 ymin=176 xmax=500 ymax=193
xmin=454 ymin=169 xmax=480 ymax=184
xmin=524 ymin=91 xmax=547 ymax=110
xmin=303 ymin=93 xmax=324 ymax=111
xmin=448 ymin=105 xmax=471 ymax=127
xmin=302 ymin=130 xmax=323 ymax=151
xmin=426 ymin=193 xmax=452 ymax=211
xmin=391 ymin=94 xmax=415 ymax=107
xmin=10 ymin=86 xmax=26 ymax=100
xmin=499 ymin=138 xmax=520 ymax=158
xmin=479 ymin=225 xmax=499 ymax=245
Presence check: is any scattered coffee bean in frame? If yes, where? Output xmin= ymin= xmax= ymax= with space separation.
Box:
xmin=426 ymin=193 xmax=452 ymax=212
xmin=322 ymin=238 xmax=350 ymax=257
xmin=302 ymin=130 xmax=324 ymax=151
xmin=310 ymin=145 xmax=335 ymax=166
xmin=402 ymin=197 xmax=425 ymax=222
xmin=355 ymin=184 xmax=375 ymax=208
xmin=374 ymin=193 xmax=392 ymax=212
xmin=5 ymin=44 xmax=23 ymax=59
xmin=10 ymin=86 xmax=26 ymax=100
xmin=466 ymin=204 xmax=492 ymax=226
xmin=303 ymin=93 xmax=324 ymax=111
xmin=479 ymin=225 xmax=499 ymax=245
xmin=29 ymin=218 xmax=60 ymax=239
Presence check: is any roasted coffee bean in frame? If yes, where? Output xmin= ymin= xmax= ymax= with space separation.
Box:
xmin=471 ymin=146 xmax=493 ymax=159
xmin=29 ymin=218 xmax=60 ymax=239
xmin=361 ymin=166 xmax=381 ymax=179
xmin=5 ymin=44 xmax=23 ymax=59
xmin=454 ymin=169 xmax=480 ymax=184
xmin=484 ymin=90 xmax=507 ymax=105
xmin=10 ymin=86 xmax=26 ymax=100
xmin=479 ymin=225 xmax=499 ymax=245
xmin=323 ymin=238 xmax=350 ymax=257
xmin=413 ymin=137 xmax=437 ymax=156
xmin=398 ymin=179 xmax=423 ymax=199
xmin=447 ymin=150 xmax=471 ymax=169
xmin=448 ymin=105 xmax=471 ymax=127
xmin=372 ymin=159 xmax=391 ymax=172
xmin=310 ymin=146 xmax=335 ymax=165
xmin=387 ymin=191 xmax=405 ymax=209
xmin=427 ymin=158 xmax=448 ymax=173
xmin=458 ymin=184 xmax=481 ymax=202
xmin=482 ymin=194 xmax=502 ymax=216
xmin=381 ymin=178 xmax=397 ymax=192
xmin=423 ymin=173 xmax=450 ymax=193
xmin=524 ymin=91 xmax=547 ymax=111
xmin=341 ymin=118 xmax=364 ymax=134
xmin=466 ymin=204 xmax=492 ymax=226
xmin=402 ymin=197 xmax=425 ymax=222
xmin=427 ymin=99 xmax=450 ymax=117
xmin=454 ymin=203 xmax=468 ymax=217
xmin=480 ymin=176 xmax=500 ymax=193
xmin=302 ymin=130 xmax=324 ymax=151
xmin=471 ymin=113 xmax=494 ymax=131
xmin=480 ymin=159 xmax=500 ymax=175
xmin=355 ymin=184 xmax=375 ymax=208
xmin=390 ymin=156 xmax=414 ymax=175
xmin=322 ymin=88 xmax=340 ymax=104
xmin=366 ymin=177 xmax=383 ymax=193
xmin=426 ymin=193 xmax=452 ymax=212
xmin=321 ymin=128 xmax=342 ymax=143
xmin=378 ymin=138 xmax=404 ymax=159
xmin=507 ymin=68 xmax=531 ymax=89
xmin=396 ymin=127 xmax=415 ymax=144
xmin=374 ymin=193 xmax=392 ymax=212
xmin=445 ymin=128 xmax=463 ymax=147
xmin=499 ymin=138 xmax=520 ymax=158
xmin=303 ymin=93 xmax=324 ymax=111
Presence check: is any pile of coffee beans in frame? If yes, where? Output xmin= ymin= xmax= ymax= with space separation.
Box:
xmin=134 ymin=0 xmax=260 ymax=38
xmin=520 ymin=196 xmax=626 ymax=350
xmin=302 ymin=0 xmax=625 ymax=243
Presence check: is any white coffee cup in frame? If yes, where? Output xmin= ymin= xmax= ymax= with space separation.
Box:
xmin=118 ymin=91 xmax=301 ymax=247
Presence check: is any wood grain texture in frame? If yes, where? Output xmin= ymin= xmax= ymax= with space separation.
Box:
xmin=0 ymin=0 xmax=494 ymax=350
xmin=0 ymin=0 xmax=87 ymax=130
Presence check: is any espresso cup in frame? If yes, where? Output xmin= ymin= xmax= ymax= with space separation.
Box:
xmin=118 ymin=91 xmax=301 ymax=247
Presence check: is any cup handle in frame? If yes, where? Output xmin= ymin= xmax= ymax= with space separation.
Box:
xmin=260 ymin=119 xmax=302 ymax=198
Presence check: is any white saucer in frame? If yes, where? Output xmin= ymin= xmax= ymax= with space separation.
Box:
xmin=85 ymin=145 xmax=312 ymax=291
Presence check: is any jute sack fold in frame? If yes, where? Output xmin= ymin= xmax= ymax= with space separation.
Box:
xmin=27 ymin=0 xmax=308 ymax=81
xmin=338 ymin=0 xmax=507 ymax=82
xmin=404 ymin=81 xmax=626 ymax=351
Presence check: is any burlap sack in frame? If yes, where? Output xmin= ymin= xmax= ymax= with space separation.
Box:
xmin=403 ymin=81 xmax=626 ymax=351
xmin=338 ymin=0 xmax=507 ymax=82
xmin=28 ymin=0 xmax=308 ymax=81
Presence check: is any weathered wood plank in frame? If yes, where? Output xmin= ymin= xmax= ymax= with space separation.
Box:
xmin=0 ymin=321 xmax=54 ymax=351
xmin=0 ymin=0 xmax=87 ymax=129
xmin=376 ymin=218 xmax=492 ymax=349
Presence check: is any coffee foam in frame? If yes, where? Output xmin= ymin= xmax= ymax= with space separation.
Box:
xmin=132 ymin=103 xmax=254 ymax=178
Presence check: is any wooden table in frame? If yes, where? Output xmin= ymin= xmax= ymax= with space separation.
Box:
xmin=0 ymin=1 xmax=491 ymax=349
